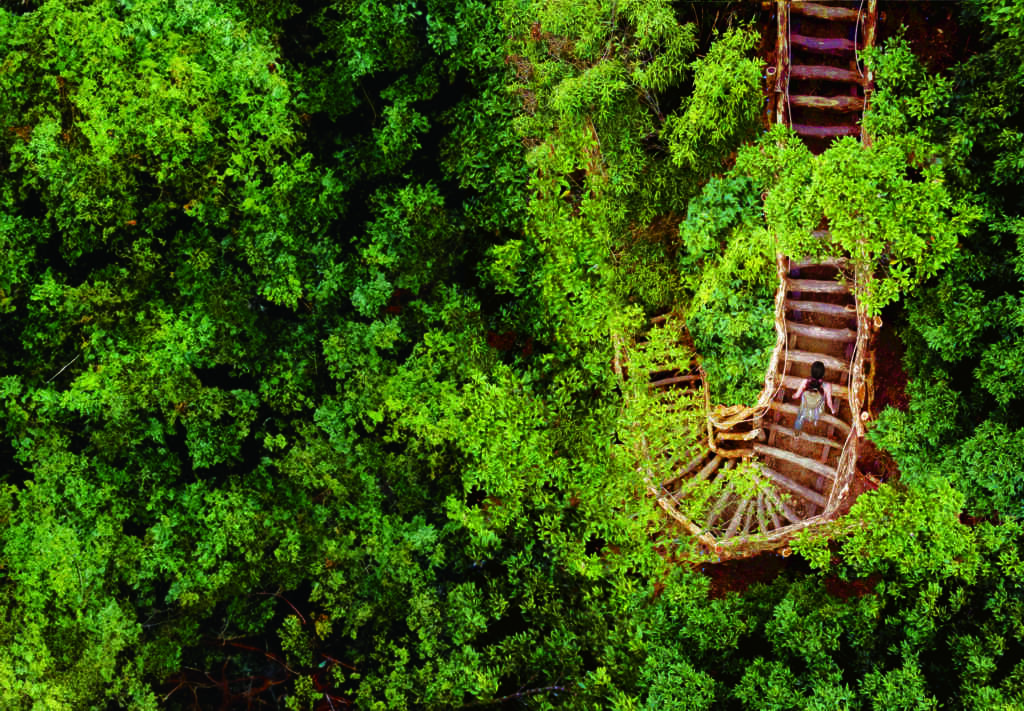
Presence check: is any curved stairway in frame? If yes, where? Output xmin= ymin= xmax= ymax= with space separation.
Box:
xmin=623 ymin=2 xmax=878 ymax=559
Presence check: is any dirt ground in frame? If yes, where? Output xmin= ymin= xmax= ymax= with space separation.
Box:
xmin=879 ymin=1 xmax=968 ymax=74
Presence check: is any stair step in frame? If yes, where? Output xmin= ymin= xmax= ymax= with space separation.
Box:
xmin=765 ymin=423 xmax=844 ymax=450
xmin=695 ymin=454 xmax=724 ymax=483
xmin=649 ymin=374 xmax=700 ymax=389
xmin=742 ymin=503 xmax=755 ymax=535
xmin=786 ymin=277 xmax=849 ymax=294
xmin=789 ymin=94 xmax=865 ymax=112
xmin=759 ymin=465 xmax=828 ymax=508
xmin=790 ymin=257 xmax=847 ymax=269
xmin=769 ymin=401 xmax=850 ymax=434
xmin=786 ymin=349 xmax=849 ymax=373
xmin=764 ymin=484 xmax=800 ymax=524
xmin=705 ymin=481 xmax=736 ymax=530
xmin=786 ymin=320 xmax=857 ymax=342
xmin=756 ymin=493 xmax=770 ymax=533
xmin=786 ymin=299 xmax=856 ymax=317
xmin=724 ymin=498 xmax=751 ymax=538
xmin=791 ymin=2 xmax=861 ymax=22
xmin=793 ymin=123 xmax=862 ymax=138
xmin=791 ymin=34 xmax=857 ymax=54
xmin=779 ymin=374 xmax=848 ymax=400
xmin=664 ymin=451 xmax=708 ymax=488
xmin=791 ymin=64 xmax=864 ymax=84
xmin=754 ymin=444 xmax=838 ymax=481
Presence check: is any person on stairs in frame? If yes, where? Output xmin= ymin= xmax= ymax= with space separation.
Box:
xmin=791 ymin=361 xmax=837 ymax=434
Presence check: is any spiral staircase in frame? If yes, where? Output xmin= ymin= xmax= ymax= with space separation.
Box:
xmin=621 ymin=1 xmax=879 ymax=559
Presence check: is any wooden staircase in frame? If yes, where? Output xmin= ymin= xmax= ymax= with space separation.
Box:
xmin=771 ymin=0 xmax=877 ymax=150
xmin=622 ymin=2 xmax=878 ymax=560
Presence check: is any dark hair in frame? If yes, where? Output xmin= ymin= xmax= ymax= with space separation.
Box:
xmin=811 ymin=361 xmax=825 ymax=380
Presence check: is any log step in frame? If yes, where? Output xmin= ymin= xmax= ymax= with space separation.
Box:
xmin=764 ymin=423 xmax=844 ymax=450
xmin=756 ymin=493 xmax=770 ymax=534
xmin=754 ymin=443 xmax=838 ymax=480
xmin=742 ymin=503 xmax=755 ymax=535
xmin=791 ymin=64 xmax=864 ymax=84
xmin=791 ymin=34 xmax=857 ymax=54
xmin=789 ymin=94 xmax=865 ymax=112
xmin=764 ymin=484 xmax=800 ymax=524
xmin=786 ymin=277 xmax=849 ymax=294
xmin=779 ymin=374 xmax=848 ymax=400
xmin=786 ymin=299 xmax=857 ymax=317
xmin=664 ymin=451 xmax=708 ymax=488
xmin=649 ymin=374 xmax=700 ymax=389
xmin=790 ymin=257 xmax=847 ymax=269
xmin=705 ymin=481 xmax=736 ymax=530
xmin=769 ymin=401 xmax=851 ymax=435
xmin=695 ymin=454 xmax=724 ymax=483
xmin=724 ymin=498 xmax=751 ymax=538
xmin=759 ymin=465 xmax=828 ymax=508
xmin=790 ymin=2 xmax=861 ymax=22
xmin=786 ymin=349 xmax=849 ymax=373
xmin=786 ymin=321 xmax=857 ymax=342
xmin=793 ymin=123 xmax=861 ymax=139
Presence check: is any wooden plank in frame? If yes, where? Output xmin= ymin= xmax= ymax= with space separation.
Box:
xmin=791 ymin=34 xmax=856 ymax=54
xmin=779 ymin=374 xmax=848 ymax=400
xmin=754 ymin=444 xmax=838 ymax=480
xmin=694 ymin=454 xmax=723 ymax=483
xmin=769 ymin=401 xmax=851 ymax=435
xmin=663 ymin=451 xmax=709 ymax=488
xmin=790 ymin=1 xmax=859 ymax=21
xmin=764 ymin=484 xmax=799 ymax=523
xmin=756 ymin=493 xmax=769 ymax=534
xmin=741 ymin=502 xmax=755 ymax=535
xmin=789 ymin=94 xmax=865 ymax=112
xmin=765 ymin=423 xmax=843 ymax=450
xmin=705 ymin=481 xmax=736 ymax=530
xmin=760 ymin=465 xmax=828 ymax=508
xmin=786 ymin=299 xmax=856 ymax=318
xmin=793 ymin=123 xmax=861 ymax=138
xmin=786 ymin=321 xmax=857 ymax=342
xmin=725 ymin=498 xmax=750 ymax=538
xmin=786 ymin=349 xmax=849 ymax=373
xmin=791 ymin=257 xmax=847 ymax=269
xmin=716 ymin=429 xmax=763 ymax=442
xmin=786 ymin=277 xmax=849 ymax=294
xmin=649 ymin=374 xmax=700 ymax=389
xmin=791 ymin=64 xmax=863 ymax=83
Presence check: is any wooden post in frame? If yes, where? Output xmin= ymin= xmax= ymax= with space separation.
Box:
xmin=775 ymin=0 xmax=790 ymax=127
xmin=861 ymin=0 xmax=878 ymax=145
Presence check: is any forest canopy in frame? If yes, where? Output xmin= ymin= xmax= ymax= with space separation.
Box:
xmin=1 ymin=0 xmax=1023 ymax=708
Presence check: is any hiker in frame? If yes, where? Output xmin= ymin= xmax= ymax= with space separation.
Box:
xmin=791 ymin=361 xmax=837 ymax=433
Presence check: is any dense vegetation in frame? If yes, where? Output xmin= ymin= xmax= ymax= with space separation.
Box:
xmin=1 ymin=0 xmax=1023 ymax=708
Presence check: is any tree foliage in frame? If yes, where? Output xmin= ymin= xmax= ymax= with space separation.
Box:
xmin=1 ymin=0 xmax=1023 ymax=708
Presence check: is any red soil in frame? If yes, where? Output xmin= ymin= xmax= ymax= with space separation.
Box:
xmin=702 ymin=553 xmax=791 ymax=599
xmin=879 ymin=1 xmax=967 ymax=75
